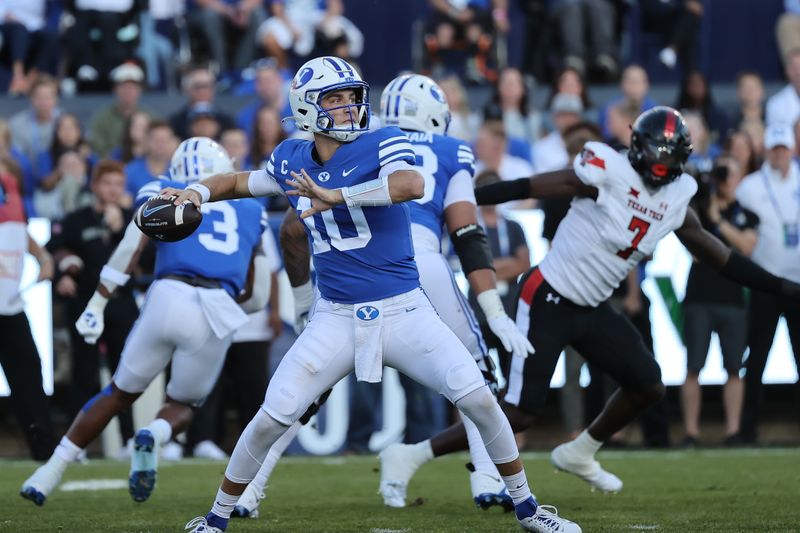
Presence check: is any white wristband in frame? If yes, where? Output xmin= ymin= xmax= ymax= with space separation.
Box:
xmin=476 ymin=288 xmax=506 ymax=320
xmin=186 ymin=183 xmax=211 ymax=204
xmin=100 ymin=264 xmax=130 ymax=291
xmin=341 ymin=176 xmax=392 ymax=207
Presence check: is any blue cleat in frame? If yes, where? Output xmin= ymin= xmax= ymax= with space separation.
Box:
xmin=20 ymin=486 xmax=47 ymax=506
xmin=470 ymin=471 xmax=515 ymax=511
xmin=185 ymin=513 xmax=228 ymax=532
xmin=129 ymin=429 xmax=158 ymax=502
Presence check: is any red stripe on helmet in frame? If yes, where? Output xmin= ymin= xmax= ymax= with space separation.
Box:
xmin=664 ymin=112 xmax=676 ymax=139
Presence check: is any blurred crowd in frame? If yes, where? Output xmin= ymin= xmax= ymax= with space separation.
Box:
xmin=1 ymin=0 xmax=800 ymax=459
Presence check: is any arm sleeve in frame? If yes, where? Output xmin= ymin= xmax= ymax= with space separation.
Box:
xmin=248 ymin=167 xmax=286 ymax=197
xmin=378 ymin=160 xmax=416 ymax=180
xmin=443 ymin=169 xmax=476 ymax=209
xmin=100 ymin=220 xmax=146 ymax=291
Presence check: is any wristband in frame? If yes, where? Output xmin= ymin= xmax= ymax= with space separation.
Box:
xmin=186 ymin=183 xmax=211 ymax=204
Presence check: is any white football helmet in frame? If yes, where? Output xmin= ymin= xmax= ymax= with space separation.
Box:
xmin=169 ymin=137 xmax=234 ymax=184
xmin=380 ymin=74 xmax=451 ymax=135
xmin=288 ymin=56 xmax=370 ymax=142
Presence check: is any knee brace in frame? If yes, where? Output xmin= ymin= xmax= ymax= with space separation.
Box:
xmin=225 ymin=408 xmax=289 ymax=484
xmin=456 ymin=386 xmax=519 ymax=464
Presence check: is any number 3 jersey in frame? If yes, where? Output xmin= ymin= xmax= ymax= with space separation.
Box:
xmin=539 ymin=141 xmax=697 ymax=307
xmin=135 ymin=179 xmax=266 ymax=297
xmin=403 ymin=131 xmax=476 ymax=253
xmin=249 ymin=126 xmax=420 ymax=304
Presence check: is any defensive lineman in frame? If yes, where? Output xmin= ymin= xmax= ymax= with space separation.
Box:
xmin=228 ymin=73 xmax=535 ymax=519
xmin=171 ymin=57 xmax=579 ymax=533
xmin=20 ymin=138 xmax=269 ymax=506
xmin=386 ymin=106 xmax=800 ymax=494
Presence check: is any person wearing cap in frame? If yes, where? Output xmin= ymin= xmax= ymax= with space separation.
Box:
xmin=88 ymin=62 xmax=152 ymax=158
xmin=532 ymin=92 xmax=583 ymax=173
xmin=735 ymin=121 xmax=800 ymax=444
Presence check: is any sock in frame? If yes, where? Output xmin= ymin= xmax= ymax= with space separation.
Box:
xmin=145 ymin=418 xmax=172 ymax=447
xmin=53 ymin=436 xmax=83 ymax=464
xmin=210 ymin=488 xmax=238 ymax=521
xmin=411 ymin=440 xmax=434 ymax=464
xmin=572 ymin=430 xmax=603 ymax=459
xmin=250 ymin=421 xmax=302 ymax=495
xmin=463 ymin=416 xmax=495 ymax=475
xmin=501 ymin=468 xmax=534 ymax=507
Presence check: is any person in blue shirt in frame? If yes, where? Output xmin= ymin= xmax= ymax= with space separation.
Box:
xmin=20 ymin=137 xmax=270 ymax=508
xmin=170 ymin=56 xmax=580 ymax=533
xmin=124 ymin=120 xmax=178 ymax=196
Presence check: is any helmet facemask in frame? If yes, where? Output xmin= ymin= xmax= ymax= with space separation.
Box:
xmin=305 ymin=83 xmax=370 ymax=142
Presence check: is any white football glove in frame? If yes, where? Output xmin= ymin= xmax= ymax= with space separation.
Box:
xmin=75 ymin=293 xmax=108 ymax=345
xmin=291 ymin=280 xmax=315 ymax=336
xmin=477 ymin=289 xmax=535 ymax=358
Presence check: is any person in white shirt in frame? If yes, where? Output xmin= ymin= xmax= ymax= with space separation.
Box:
xmin=766 ymin=48 xmax=800 ymax=127
xmin=735 ymin=121 xmax=800 ymax=444
xmin=533 ymin=93 xmax=583 ymax=173
xmin=474 ymin=120 xmax=534 ymax=182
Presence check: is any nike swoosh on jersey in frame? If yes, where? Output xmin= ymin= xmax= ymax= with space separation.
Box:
xmin=342 ymin=166 xmax=358 ymax=177
xmin=142 ymin=204 xmax=172 ymax=217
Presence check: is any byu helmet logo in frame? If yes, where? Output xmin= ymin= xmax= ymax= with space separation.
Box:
xmin=293 ymin=67 xmax=314 ymax=90
xmin=318 ymin=171 xmax=331 ymax=182
xmin=356 ymin=306 xmax=379 ymax=321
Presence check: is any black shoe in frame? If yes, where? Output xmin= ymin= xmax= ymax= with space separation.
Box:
xmin=681 ymin=435 xmax=699 ymax=449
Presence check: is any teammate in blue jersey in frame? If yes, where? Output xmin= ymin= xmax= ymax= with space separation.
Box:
xmin=170 ymin=56 xmax=579 ymax=533
xmin=20 ymin=138 xmax=271 ymax=507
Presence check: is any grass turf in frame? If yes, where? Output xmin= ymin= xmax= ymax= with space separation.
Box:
xmin=1 ymin=449 xmax=799 ymax=533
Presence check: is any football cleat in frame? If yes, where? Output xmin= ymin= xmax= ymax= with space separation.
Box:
xmin=379 ymin=443 xmax=428 ymax=508
xmin=193 ymin=440 xmax=229 ymax=460
xmin=185 ymin=515 xmax=227 ymax=533
xmin=161 ymin=440 xmax=184 ymax=461
xmin=129 ymin=429 xmax=158 ymax=502
xmin=20 ymin=464 xmax=62 ymax=506
xmin=231 ymin=481 xmax=265 ymax=519
xmin=470 ymin=470 xmax=514 ymax=511
xmin=551 ymin=442 xmax=623 ymax=493
xmin=516 ymin=499 xmax=582 ymax=533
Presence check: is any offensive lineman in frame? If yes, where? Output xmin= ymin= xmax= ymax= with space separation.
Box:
xmin=20 ymin=138 xmax=270 ymax=506
xmin=384 ymin=106 xmax=800 ymax=494
xmin=227 ymin=73 xmax=535 ymax=519
xmin=170 ymin=57 xmax=579 ymax=533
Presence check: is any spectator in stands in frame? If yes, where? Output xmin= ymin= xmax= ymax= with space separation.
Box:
xmin=681 ymin=157 xmax=758 ymax=447
xmin=640 ymin=0 xmax=703 ymax=73
xmin=46 ymin=160 xmax=138 ymax=454
xmin=257 ymin=0 xmax=364 ymax=70
xmin=723 ymin=130 xmax=760 ymax=176
xmin=66 ymin=0 xmax=142 ymax=88
xmin=533 ymin=93 xmax=582 ymax=173
xmin=137 ymin=0 xmax=185 ymax=90
xmin=189 ymin=0 xmax=265 ymax=80
xmin=735 ymin=122 xmax=800 ymax=444
xmin=437 ymin=74 xmax=480 ymax=142
xmin=767 ymin=47 xmax=800 ymax=127
xmin=9 ymin=75 xmax=61 ymax=174
xmin=546 ymin=66 xmax=593 ymax=113
xmin=220 ymin=128 xmax=251 ymax=171
xmin=0 ymin=166 xmax=56 ymax=460
xmin=0 ymin=120 xmax=36 ymax=215
xmin=250 ymin=106 xmax=288 ymax=170
xmin=483 ymin=67 xmax=542 ymax=150
xmin=33 ymin=150 xmax=93 ymax=221
xmin=422 ymin=0 xmax=509 ymax=82
xmin=36 ymin=114 xmax=97 ymax=188
xmin=598 ymin=64 xmax=657 ymax=138
xmin=549 ymin=0 xmax=617 ymax=80
xmin=732 ymin=71 xmax=765 ymax=131
xmin=169 ymin=66 xmax=234 ymax=139
xmin=124 ymin=120 xmax=177 ymax=196
xmin=684 ymin=111 xmax=720 ymax=175
xmin=474 ymin=119 xmax=534 ymax=183
xmin=88 ymin=63 xmax=149 ymax=158
xmin=742 ymin=119 xmax=766 ymax=162
xmin=0 ymin=0 xmax=59 ymax=95
xmin=188 ymin=108 xmax=222 ymax=140
xmin=605 ymin=100 xmax=639 ymax=150
xmin=776 ymin=0 xmax=800 ymax=65
xmin=115 ymin=111 xmax=151 ymax=163
xmin=236 ymin=62 xmax=293 ymax=138
xmin=676 ymin=70 xmax=730 ymax=142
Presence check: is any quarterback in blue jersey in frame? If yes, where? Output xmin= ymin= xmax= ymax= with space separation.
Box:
xmin=170 ymin=56 xmax=578 ymax=533
xmin=20 ymin=138 xmax=270 ymax=508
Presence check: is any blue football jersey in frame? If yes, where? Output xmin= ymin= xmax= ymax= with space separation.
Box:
xmin=404 ymin=131 xmax=476 ymax=239
xmin=135 ymin=179 xmax=266 ymax=297
xmin=267 ymin=127 xmax=420 ymax=303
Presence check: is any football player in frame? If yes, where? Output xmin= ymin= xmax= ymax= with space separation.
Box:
xmin=172 ymin=57 xmax=579 ymax=533
xmin=392 ymin=106 xmax=800 ymax=494
xmin=20 ymin=138 xmax=270 ymax=506
xmin=227 ymin=73 xmax=535 ymax=520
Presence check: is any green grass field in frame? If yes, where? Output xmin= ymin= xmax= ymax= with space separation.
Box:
xmin=1 ymin=449 xmax=799 ymax=533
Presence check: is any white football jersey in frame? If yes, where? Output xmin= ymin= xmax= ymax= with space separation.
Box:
xmin=539 ymin=141 xmax=698 ymax=307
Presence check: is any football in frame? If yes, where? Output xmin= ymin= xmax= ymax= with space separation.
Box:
xmin=134 ymin=195 xmax=202 ymax=242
